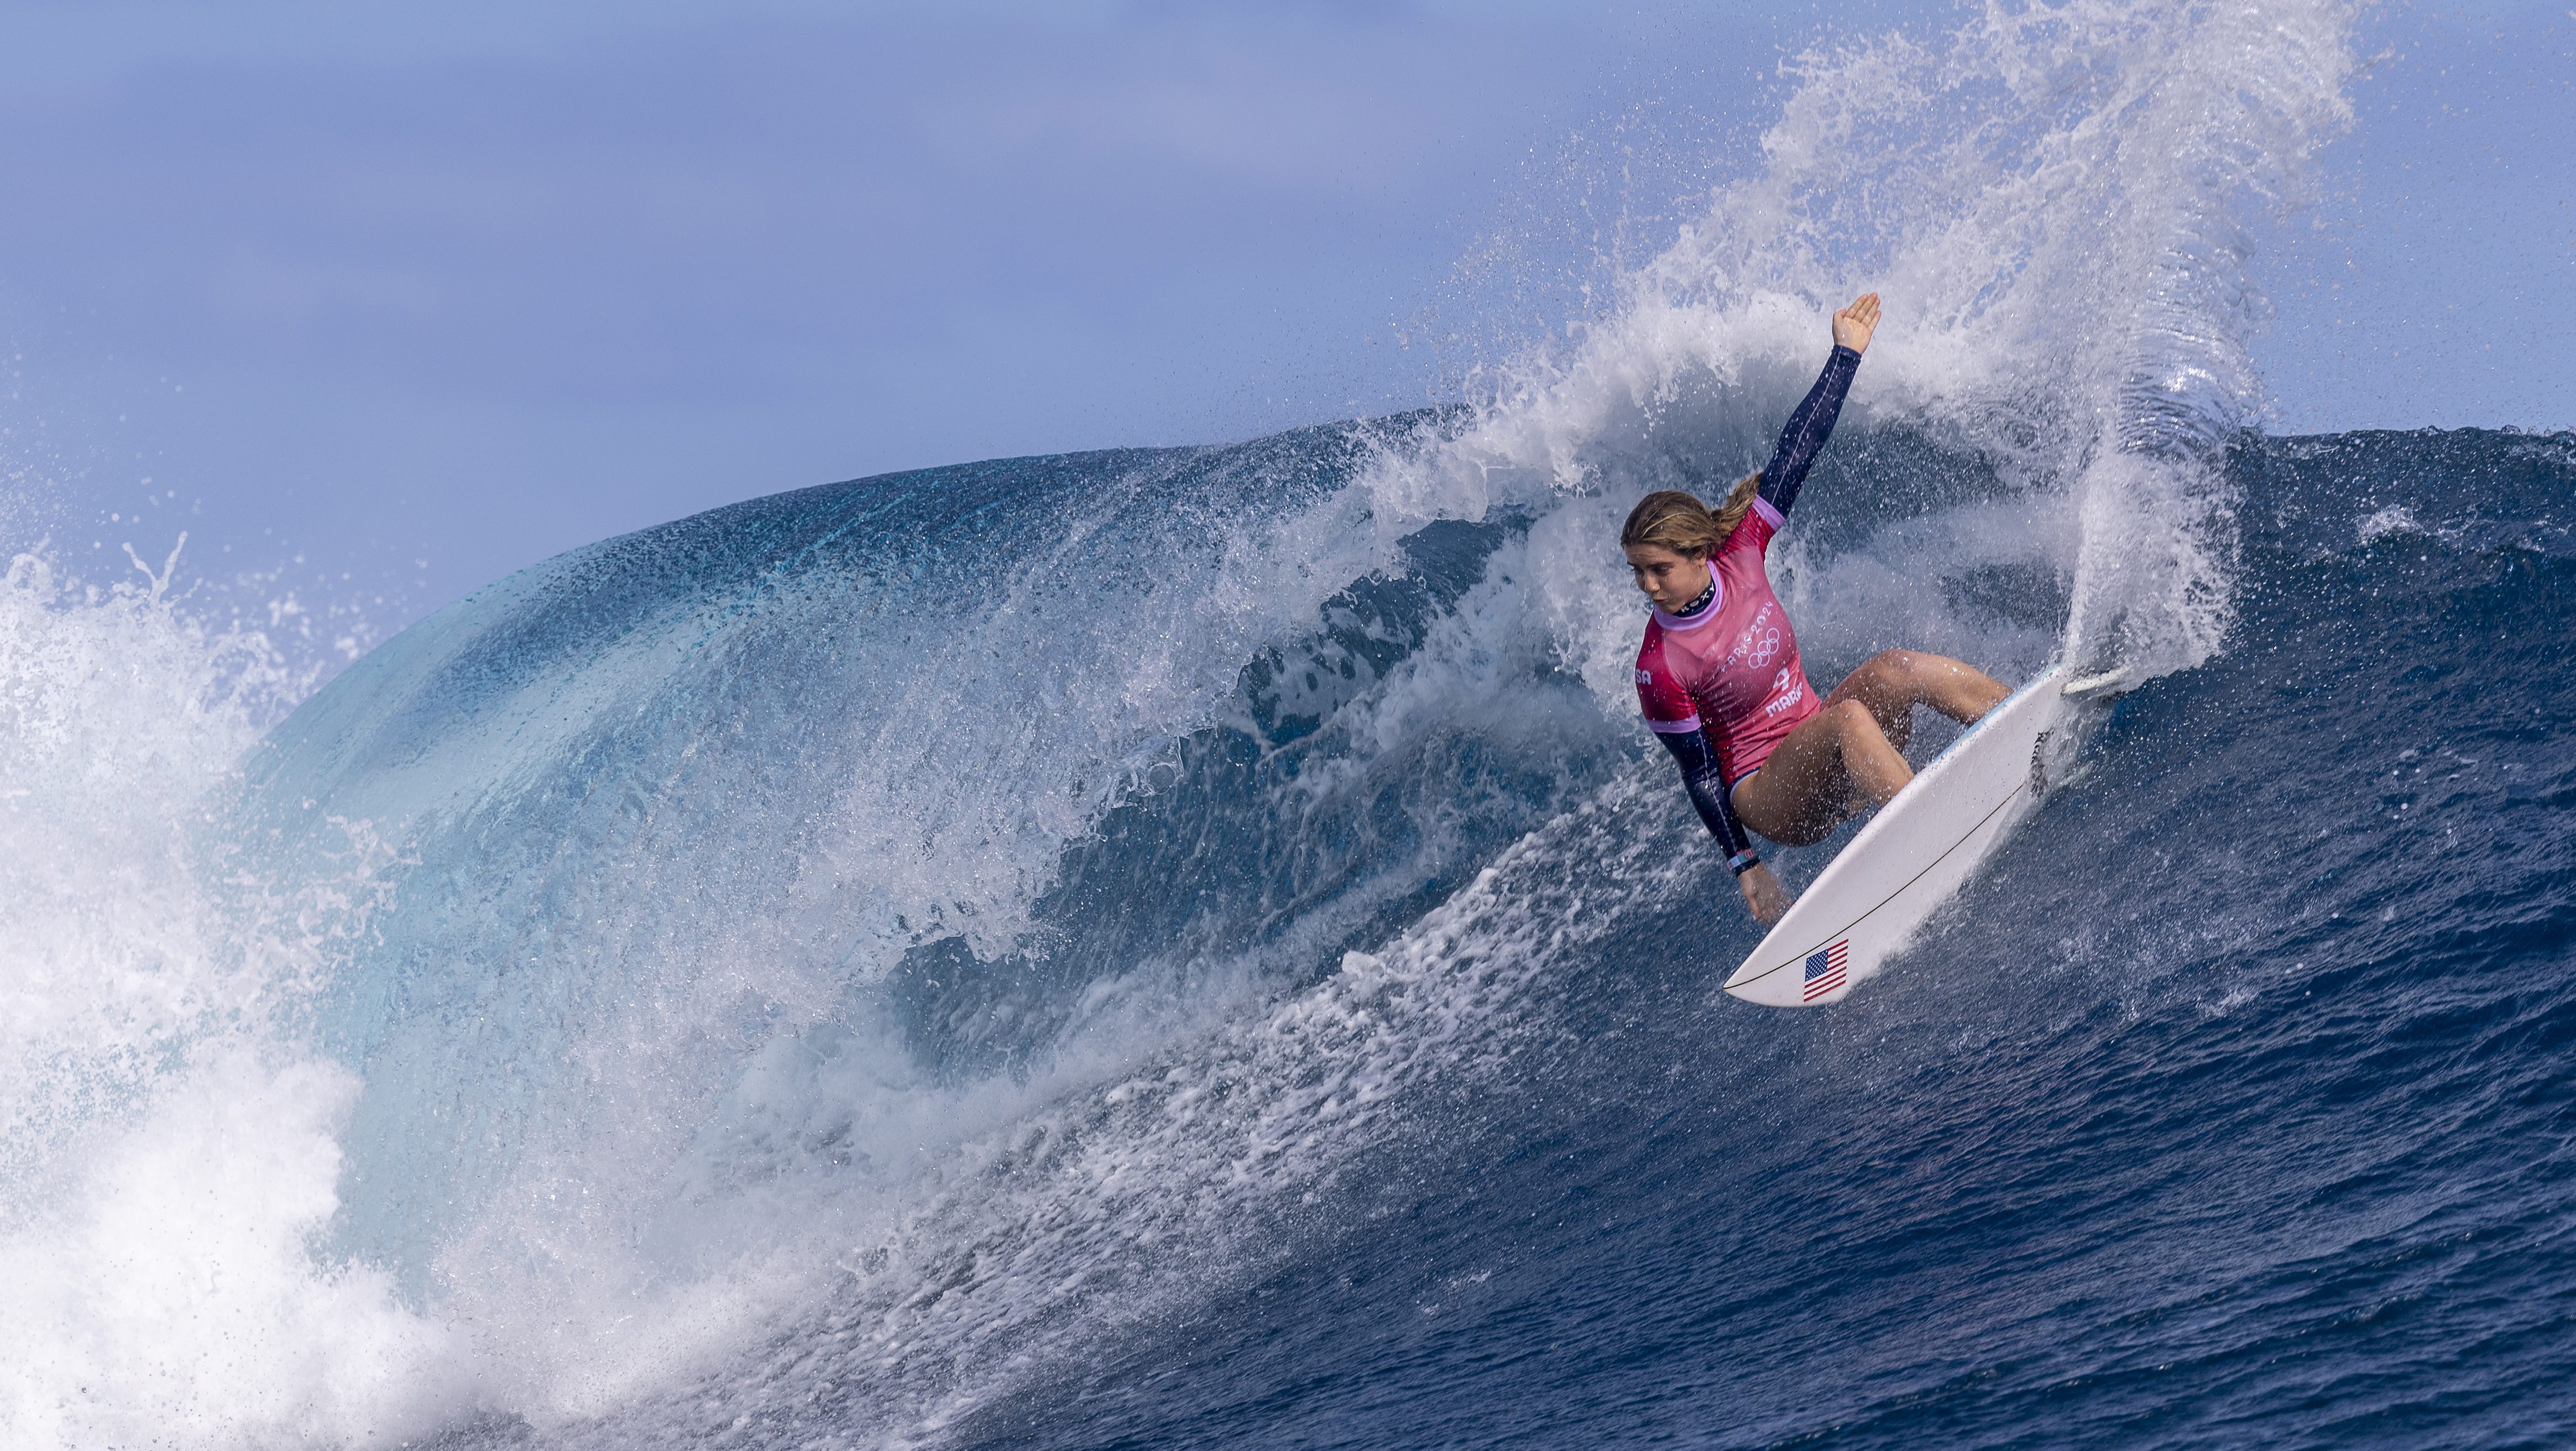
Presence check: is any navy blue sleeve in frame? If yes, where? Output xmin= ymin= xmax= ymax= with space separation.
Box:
xmin=1653 ymin=727 xmax=1755 ymax=860
xmin=1755 ymin=343 xmax=1862 ymax=520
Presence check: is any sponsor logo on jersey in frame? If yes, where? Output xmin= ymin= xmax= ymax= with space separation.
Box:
xmin=1764 ymin=668 xmax=1806 ymax=718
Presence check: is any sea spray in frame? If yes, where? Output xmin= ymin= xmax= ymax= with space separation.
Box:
xmin=0 ymin=547 xmax=455 ymax=1448
xmin=1372 ymin=0 xmax=2359 ymax=688
xmin=0 ymin=541 xmax=307 ymax=1148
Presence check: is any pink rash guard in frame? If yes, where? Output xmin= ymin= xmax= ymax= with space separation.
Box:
xmin=1633 ymin=499 xmax=1821 ymax=785
xmin=1627 ymin=340 xmax=1861 ymax=865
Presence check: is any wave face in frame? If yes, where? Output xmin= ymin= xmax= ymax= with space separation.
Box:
xmin=17 ymin=1 xmax=2576 ymax=1447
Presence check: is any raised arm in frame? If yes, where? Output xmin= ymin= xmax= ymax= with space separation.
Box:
xmin=1755 ymin=293 xmax=1880 ymax=520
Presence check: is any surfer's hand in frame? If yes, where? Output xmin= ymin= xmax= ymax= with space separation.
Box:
xmin=1739 ymin=862 xmax=1791 ymax=925
xmin=1832 ymin=293 xmax=1881 ymax=354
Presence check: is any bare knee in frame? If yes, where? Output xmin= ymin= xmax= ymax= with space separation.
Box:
xmin=1861 ymin=649 xmax=1928 ymax=689
xmin=1834 ymin=656 xmax=1921 ymax=732
xmin=1825 ymin=697 xmax=1880 ymax=740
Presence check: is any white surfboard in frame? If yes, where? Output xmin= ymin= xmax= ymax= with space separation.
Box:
xmin=1721 ymin=663 xmax=2118 ymax=1007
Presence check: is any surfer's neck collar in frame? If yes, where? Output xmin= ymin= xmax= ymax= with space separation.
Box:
xmin=1652 ymin=573 xmax=1722 ymax=631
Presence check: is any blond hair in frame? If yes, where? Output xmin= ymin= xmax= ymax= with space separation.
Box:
xmin=1619 ymin=473 xmax=1763 ymax=559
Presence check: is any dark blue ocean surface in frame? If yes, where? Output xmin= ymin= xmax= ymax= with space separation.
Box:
xmin=213 ymin=418 xmax=2576 ymax=1450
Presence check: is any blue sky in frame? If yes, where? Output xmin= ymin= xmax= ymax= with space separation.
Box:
xmin=1 ymin=1 xmax=2568 ymax=627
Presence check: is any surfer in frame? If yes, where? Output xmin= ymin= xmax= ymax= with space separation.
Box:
xmin=1626 ymin=293 xmax=2009 ymax=925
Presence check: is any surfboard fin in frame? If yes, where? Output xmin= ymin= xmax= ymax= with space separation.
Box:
xmin=2060 ymin=666 xmax=2130 ymax=700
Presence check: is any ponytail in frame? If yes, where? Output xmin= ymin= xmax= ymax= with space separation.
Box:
xmin=1620 ymin=474 xmax=1764 ymax=559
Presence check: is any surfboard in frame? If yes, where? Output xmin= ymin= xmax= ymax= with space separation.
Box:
xmin=1721 ymin=663 xmax=2117 ymax=1007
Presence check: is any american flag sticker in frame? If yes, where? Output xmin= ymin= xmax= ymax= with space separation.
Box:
xmin=1802 ymin=939 xmax=1850 ymax=1002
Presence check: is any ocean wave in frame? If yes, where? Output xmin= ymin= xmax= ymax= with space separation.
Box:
xmin=25 ymin=3 xmax=2576 ymax=1449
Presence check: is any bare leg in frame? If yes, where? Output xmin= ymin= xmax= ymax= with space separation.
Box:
xmin=1731 ymin=698 xmax=1913 ymax=846
xmin=1826 ymin=649 xmax=2009 ymax=754
xmin=1731 ymin=651 xmax=2010 ymax=847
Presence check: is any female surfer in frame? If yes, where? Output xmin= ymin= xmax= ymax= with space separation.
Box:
xmin=1626 ymin=293 xmax=2009 ymax=925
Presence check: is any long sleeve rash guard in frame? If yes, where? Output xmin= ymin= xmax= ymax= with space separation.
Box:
xmin=1645 ymin=343 xmax=1860 ymax=862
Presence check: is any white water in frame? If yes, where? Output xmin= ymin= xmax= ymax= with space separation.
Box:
xmin=0 ymin=550 xmax=457 ymax=1446
xmin=0 ymin=2 xmax=2361 ymax=1445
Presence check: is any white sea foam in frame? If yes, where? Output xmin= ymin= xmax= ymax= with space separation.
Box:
xmin=0 ymin=544 xmax=306 ymax=1151
xmin=0 ymin=1053 xmax=462 ymax=1448
xmin=0 ymin=549 xmax=455 ymax=1449
xmin=2356 ymin=503 xmax=2423 ymax=544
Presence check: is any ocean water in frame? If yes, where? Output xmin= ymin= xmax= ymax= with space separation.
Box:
xmin=8 ymin=2 xmax=2575 ymax=1447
